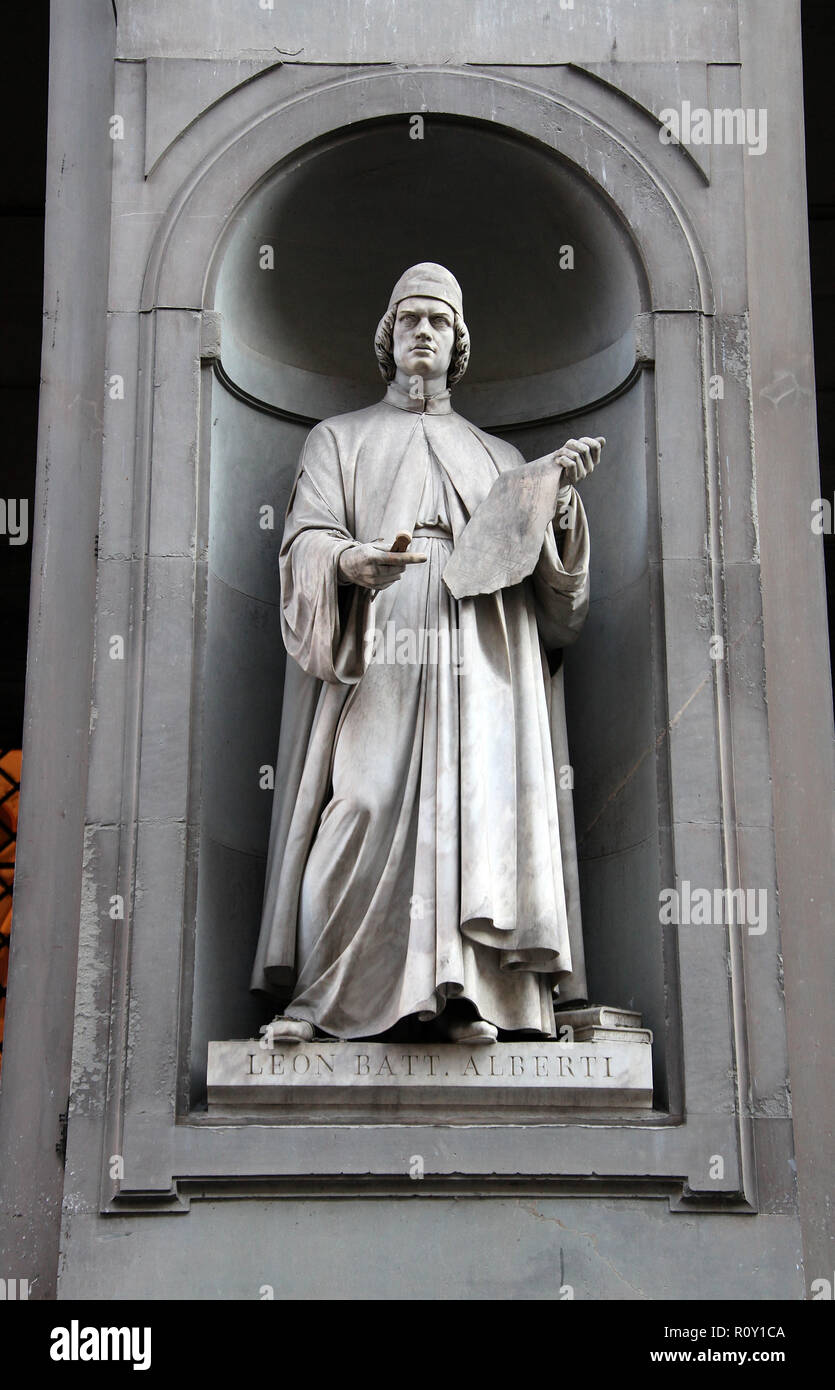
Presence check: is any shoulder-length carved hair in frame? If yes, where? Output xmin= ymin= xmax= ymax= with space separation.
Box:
xmin=373 ymin=305 xmax=470 ymax=386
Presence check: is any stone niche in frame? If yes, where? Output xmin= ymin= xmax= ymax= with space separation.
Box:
xmin=192 ymin=116 xmax=669 ymax=1116
xmin=86 ymin=57 xmax=768 ymax=1212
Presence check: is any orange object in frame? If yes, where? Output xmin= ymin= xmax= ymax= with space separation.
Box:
xmin=0 ymin=749 xmax=21 ymax=1078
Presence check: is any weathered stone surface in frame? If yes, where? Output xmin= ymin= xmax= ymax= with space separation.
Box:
xmin=208 ymin=1039 xmax=653 ymax=1109
xmin=116 ymin=0 xmax=741 ymax=64
xmin=56 ymin=1196 xmax=804 ymax=1302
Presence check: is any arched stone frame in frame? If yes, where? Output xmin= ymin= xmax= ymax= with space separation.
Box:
xmin=191 ymin=112 xmax=658 ymax=1106
xmin=100 ymin=66 xmax=763 ymax=1212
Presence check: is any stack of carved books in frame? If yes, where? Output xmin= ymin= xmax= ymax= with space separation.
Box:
xmin=553 ymin=1006 xmax=653 ymax=1045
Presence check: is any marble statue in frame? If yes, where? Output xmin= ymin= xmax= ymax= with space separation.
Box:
xmin=251 ymin=263 xmax=604 ymax=1047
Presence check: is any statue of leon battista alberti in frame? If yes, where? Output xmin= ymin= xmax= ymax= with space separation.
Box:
xmin=250 ymin=263 xmax=605 ymax=1047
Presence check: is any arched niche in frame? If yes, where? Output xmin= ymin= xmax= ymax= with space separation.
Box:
xmin=189 ymin=108 xmax=676 ymax=1108
xmin=211 ymin=117 xmax=645 ymax=424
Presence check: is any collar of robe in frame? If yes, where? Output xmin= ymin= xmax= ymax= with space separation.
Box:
xmin=384 ymin=380 xmax=452 ymax=415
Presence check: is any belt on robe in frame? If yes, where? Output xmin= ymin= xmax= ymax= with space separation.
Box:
xmin=411 ymin=524 xmax=452 ymax=540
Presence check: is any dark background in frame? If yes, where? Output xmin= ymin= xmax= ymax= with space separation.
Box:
xmin=0 ymin=3 xmax=48 ymax=747
xmin=0 ymin=2 xmax=832 ymax=747
xmin=803 ymin=0 xmax=835 ymax=653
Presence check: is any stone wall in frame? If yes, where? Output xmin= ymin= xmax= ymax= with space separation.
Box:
xmin=0 ymin=0 xmax=831 ymax=1300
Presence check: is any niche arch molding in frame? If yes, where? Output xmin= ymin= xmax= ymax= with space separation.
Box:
xmin=142 ymin=66 xmax=713 ymax=314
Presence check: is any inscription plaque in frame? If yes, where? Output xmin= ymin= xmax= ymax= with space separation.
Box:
xmin=207 ymin=1039 xmax=653 ymax=1110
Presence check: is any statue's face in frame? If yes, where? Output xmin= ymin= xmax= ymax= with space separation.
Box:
xmin=393 ymin=296 xmax=455 ymax=380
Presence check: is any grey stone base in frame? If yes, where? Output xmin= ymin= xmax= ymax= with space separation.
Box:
xmin=207 ymin=1038 xmax=653 ymax=1112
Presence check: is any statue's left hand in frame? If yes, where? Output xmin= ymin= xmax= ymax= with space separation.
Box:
xmin=553 ymin=436 xmax=605 ymax=486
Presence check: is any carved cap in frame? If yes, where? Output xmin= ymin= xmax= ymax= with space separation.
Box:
xmin=386 ymin=262 xmax=464 ymax=318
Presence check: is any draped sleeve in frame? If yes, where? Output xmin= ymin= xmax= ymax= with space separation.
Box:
xmin=279 ymin=422 xmax=374 ymax=684
xmin=531 ymin=484 xmax=591 ymax=649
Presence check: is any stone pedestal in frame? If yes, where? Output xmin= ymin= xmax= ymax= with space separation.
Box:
xmin=207 ymin=1037 xmax=653 ymax=1112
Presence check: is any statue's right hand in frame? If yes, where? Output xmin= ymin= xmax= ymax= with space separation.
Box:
xmin=338 ymin=543 xmax=427 ymax=590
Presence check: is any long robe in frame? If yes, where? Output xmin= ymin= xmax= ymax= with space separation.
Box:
xmin=250 ymin=381 xmax=590 ymax=1038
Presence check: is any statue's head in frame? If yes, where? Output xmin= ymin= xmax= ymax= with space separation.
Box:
xmin=374 ymin=262 xmax=470 ymax=387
